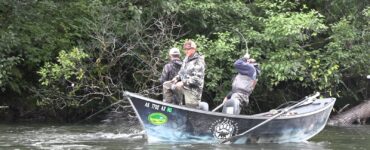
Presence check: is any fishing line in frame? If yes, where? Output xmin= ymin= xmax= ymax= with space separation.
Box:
xmin=138 ymin=84 xmax=163 ymax=95
xmin=78 ymin=84 xmax=162 ymax=123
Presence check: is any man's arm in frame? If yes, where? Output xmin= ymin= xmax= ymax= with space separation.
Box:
xmin=234 ymin=58 xmax=255 ymax=78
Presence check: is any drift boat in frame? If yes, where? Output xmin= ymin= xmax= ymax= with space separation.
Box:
xmin=124 ymin=91 xmax=335 ymax=144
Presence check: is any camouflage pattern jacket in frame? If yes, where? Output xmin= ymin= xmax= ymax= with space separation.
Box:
xmin=175 ymin=52 xmax=206 ymax=99
xmin=159 ymin=58 xmax=182 ymax=84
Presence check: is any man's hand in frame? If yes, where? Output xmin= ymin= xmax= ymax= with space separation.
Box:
xmin=249 ymin=58 xmax=256 ymax=63
xmin=171 ymin=77 xmax=178 ymax=83
xmin=244 ymin=53 xmax=250 ymax=59
xmin=171 ymin=81 xmax=184 ymax=91
xmin=175 ymin=81 xmax=184 ymax=89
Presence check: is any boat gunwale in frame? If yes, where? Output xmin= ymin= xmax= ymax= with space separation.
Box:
xmin=124 ymin=91 xmax=335 ymax=120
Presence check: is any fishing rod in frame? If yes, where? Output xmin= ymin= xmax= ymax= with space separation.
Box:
xmin=138 ymin=84 xmax=163 ymax=94
xmin=79 ymin=99 xmax=126 ymax=123
xmin=234 ymin=29 xmax=250 ymax=56
xmin=78 ymin=83 xmax=163 ymax=123
xmin=211 ymin=29 xmax=252 ymax=112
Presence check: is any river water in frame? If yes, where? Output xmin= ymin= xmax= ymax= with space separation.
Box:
xmin=0 ymin=123 xmax=369 ymax=150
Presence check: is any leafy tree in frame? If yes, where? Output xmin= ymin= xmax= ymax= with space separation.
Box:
xmin=0 ymin=1 xmax=88 ymax=118
xmin=1 ymin=0 xmax=369 ymax=121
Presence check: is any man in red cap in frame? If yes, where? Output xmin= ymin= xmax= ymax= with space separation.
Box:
xmin=163 ymin=40 xmax=206 ymax=109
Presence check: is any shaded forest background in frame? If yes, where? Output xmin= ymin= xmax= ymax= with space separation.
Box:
xmin=0 ymin=0 xmax=369 ymax=122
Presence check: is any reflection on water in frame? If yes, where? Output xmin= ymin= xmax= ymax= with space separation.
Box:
xmin=0 ymin=123 xmax=143 ymax=150
xmin=0 ymin=123 xmax=369 ymax=150
xmin=311 ymin=126 xmax=370 ymax=150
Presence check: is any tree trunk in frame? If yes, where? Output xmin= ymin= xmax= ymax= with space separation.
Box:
xmin=328 ymin=100 xmax=370 ymax=126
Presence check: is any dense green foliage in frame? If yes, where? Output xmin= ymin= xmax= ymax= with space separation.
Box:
xmin=0 ymin=0 xmax=369 ymax=122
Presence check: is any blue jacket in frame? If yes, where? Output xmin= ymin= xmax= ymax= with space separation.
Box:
xmin=234 ymin=58 xmax=256 ymax=79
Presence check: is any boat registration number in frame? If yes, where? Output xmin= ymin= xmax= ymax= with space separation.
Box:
xmin=144 ymin=102 xmax=173 ymax=113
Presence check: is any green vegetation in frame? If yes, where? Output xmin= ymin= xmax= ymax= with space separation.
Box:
xmin=0 ymin=0 xmax=369 ymax=122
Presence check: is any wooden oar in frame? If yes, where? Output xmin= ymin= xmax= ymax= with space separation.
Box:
xmin=221 ymin=92 xmax=320 ymax=144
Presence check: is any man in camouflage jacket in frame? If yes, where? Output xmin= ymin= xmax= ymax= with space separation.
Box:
xmin=163 ymin=40 xmax=206 ymax=108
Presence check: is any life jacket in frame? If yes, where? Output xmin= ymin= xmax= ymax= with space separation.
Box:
xmin=231 ymin=73 xmax=255 ymax=95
